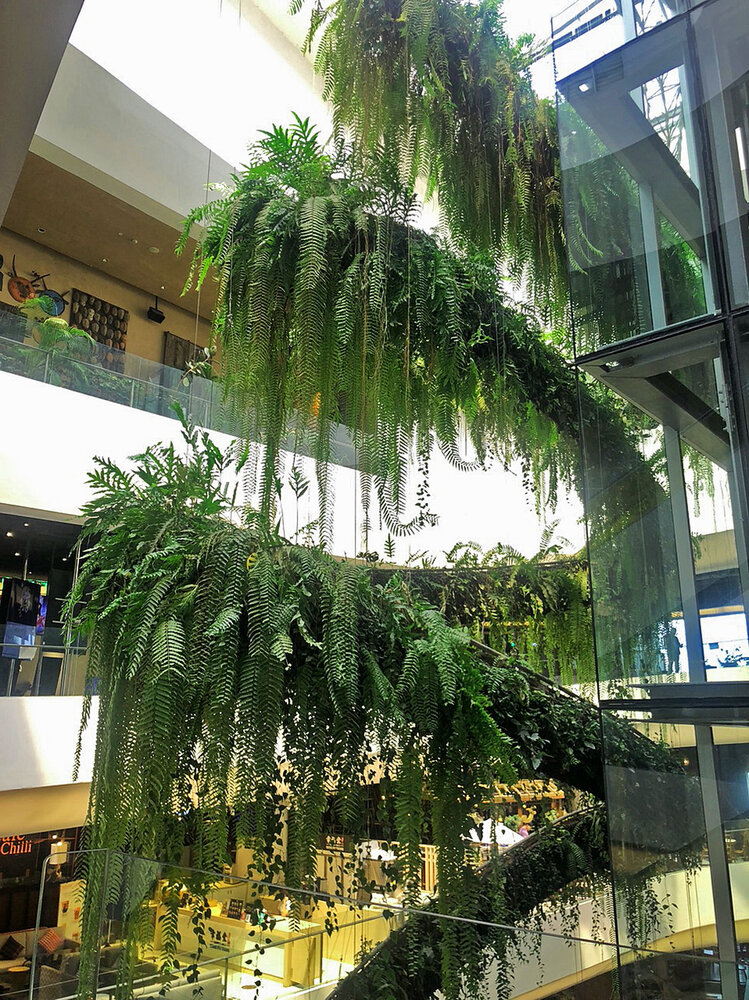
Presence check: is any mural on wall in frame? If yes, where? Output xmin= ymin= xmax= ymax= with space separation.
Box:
xmin=70 ymin=288 xmax=128 ymax=371
xmin=2 ymin=255 xmax=69 ymax=316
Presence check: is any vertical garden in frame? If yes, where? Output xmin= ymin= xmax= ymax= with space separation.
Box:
xmin=62 ymin=3 xmax=693 ymax=999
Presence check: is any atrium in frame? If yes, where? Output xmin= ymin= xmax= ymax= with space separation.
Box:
xmin=0 ymin=1 xmax=747 ymax=999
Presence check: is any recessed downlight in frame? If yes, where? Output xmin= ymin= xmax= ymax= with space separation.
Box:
xmin=101 ymin=257 xmax=108 ymax=263
xmin=37 ymin=226 xmax=46 ymax=234
xmin=131 ymin=238 xmax=139 ymax=245
xmin=6 ymin=531 xmax=13 ymax=537
xmin=160 ymin=284 xmax=166 ymax=290
xmin=14 ymin=551 xmax=20 ymax=557
xmin=148 ymin=246 xmax=160 ymax=254
xmin=23 ymin=522 xmax=29 ymax=527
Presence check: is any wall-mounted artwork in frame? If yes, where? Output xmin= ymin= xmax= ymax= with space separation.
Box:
xmin=70 ymin=288 xmax=128 ymax=371
xmin=2 ymin=255 xmax=68 ymax=315
xmin=163 ymin=330 xmax=202 ymax=372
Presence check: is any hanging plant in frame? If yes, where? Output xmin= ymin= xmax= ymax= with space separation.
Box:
xmin=64 ymin=414 xmax=518 ymax=996
xmin=64 ymin=418 xmax=683 ymax=999
xmin=296 ymin=0 xmax=566 ymax=319
xmin=179 ymin=117 xmax=659 ymax=542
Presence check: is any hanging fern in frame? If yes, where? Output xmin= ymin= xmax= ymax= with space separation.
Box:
xmin=298 ymin=0 xmax=566 ymax=320
xmin=64 ymin=415 xmax=521 ymax=998
xmin=179 ymin=117 xmax=663 ymax=552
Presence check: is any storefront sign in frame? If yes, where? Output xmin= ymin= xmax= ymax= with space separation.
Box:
xmin=0 ymin=836 xmax=32 ymax=856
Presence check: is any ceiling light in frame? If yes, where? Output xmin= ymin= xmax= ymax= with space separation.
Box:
xmin=148 ymin=246 xmax=160 ymax=254
xmin=6 ymin=531 xmax=13 ymax=537
xmin=101 ymin=257 xmax=108 ymax=263
xmin=14 ymin=552 xmax=20 ymax=557
xmin=23 ymin=522 xmax=29 ymax=527
xmin=578 ymin=81 xmax=591 ymax=92
xmin=160 ymin=285 xmax=166 ymax=290
xmin=62 ymin=556 xmax=67 ymax=562
xmin=37 ymin=227 xmax=46 ymax=234
xmin=130 ymin=238 xmax=139 ymax=245
xmin=117 ymin=232 xmax=124 ymax=237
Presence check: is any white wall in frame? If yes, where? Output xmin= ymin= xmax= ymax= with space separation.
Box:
xmin=0 ymin=371 xmax=233 ymax=521
xmin=0 ymin=369 xmax=583 ymax=559
xmin=0 ymin=696 xmax=95 ymax=793
xmin=33 ymin=46 xmax=233 ymax=231
xmin=68 ymin=0 xmax=331 ymax=169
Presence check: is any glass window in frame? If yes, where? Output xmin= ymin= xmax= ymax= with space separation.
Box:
xmin=557 ymin=10 xmax=716 ymax=353
xmin=580 ymin=323 xmax=749 ymax=692
xmin=691 ymin=0 xmax=749 ymax=308
xmin=580 ymin=379 xmax=684 ymax=693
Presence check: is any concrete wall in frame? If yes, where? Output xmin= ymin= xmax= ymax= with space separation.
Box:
xmin=33 ymin=46 xmax=234 ymax=230
xmin=0 ymin=1 xmax=84 ymax=224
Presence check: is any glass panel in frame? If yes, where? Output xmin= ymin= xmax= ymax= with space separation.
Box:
xmin=602 ymin=717 xmax=715 ymax=946
xmin=557 ymin=10 xmax=715 ymax=354
xmin=580 ymin=383 xmax=684 ymax=694
xmin=671 ymin=355 xmax=749 ymax=682
xmin=691 ymin=0 xmax=749 ymax=308
xmin=581 ymin=326 xmax=749 ymax=692
xmin=713 ymin=724 xmax=749 ymax=969
xmin=551 ymin=0 xmax=684 ymax=84
xmin=29 ymin=848 xmax=741 ymax=1000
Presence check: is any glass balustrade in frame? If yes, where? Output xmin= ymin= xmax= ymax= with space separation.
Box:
xmin=7 ymin=848 xmax=737 ymax=1000
xmin=0 ymin=312 xmax=230 ymax=437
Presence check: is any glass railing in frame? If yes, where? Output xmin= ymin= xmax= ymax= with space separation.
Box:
xmin=0 ymin=642 xmax=89 ymax=698
xmin=0 ymin=312 xmax=358 ymax=465
xmin=0 ymin=312 xmax=232 ymax=437
xmin=14 ymin=849 xmax=741 ymax=1000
